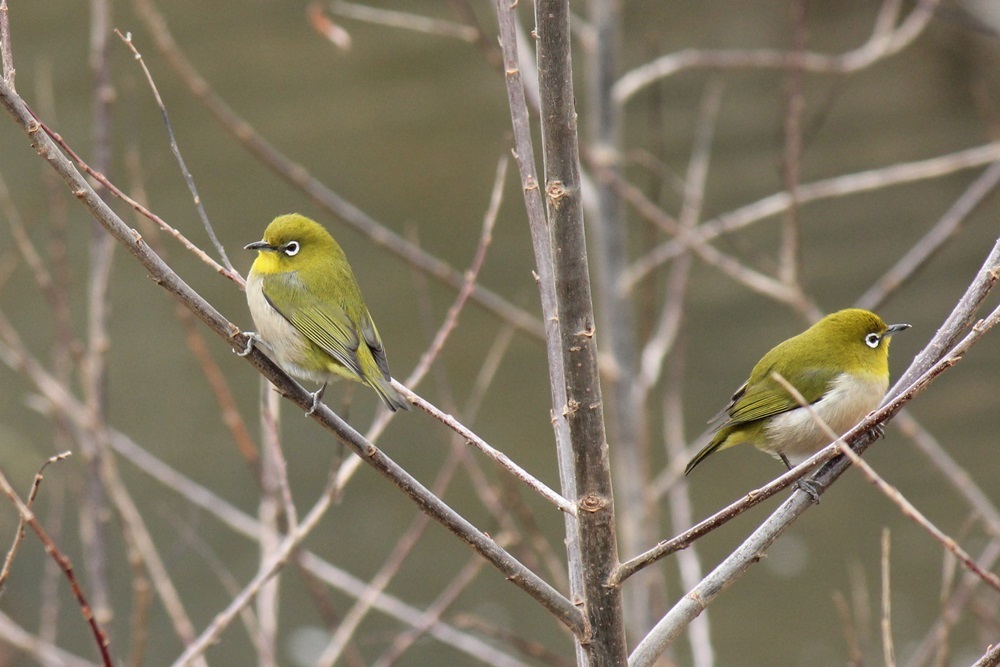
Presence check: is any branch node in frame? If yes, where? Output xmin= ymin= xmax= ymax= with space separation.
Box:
xmin=579 ymin=494 xmax=606 ymax=513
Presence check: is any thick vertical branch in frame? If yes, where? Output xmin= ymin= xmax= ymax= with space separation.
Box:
xmin=535 ymin=0 xmax=626 ymax=663
xmin=586 ymin=0 xmax=656 ymax=637
xmin=492 ymin=5 xmax=588 ymax=662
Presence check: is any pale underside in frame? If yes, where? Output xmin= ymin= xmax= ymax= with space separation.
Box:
xmin=760 ymin=372 xmax=888 ymax=463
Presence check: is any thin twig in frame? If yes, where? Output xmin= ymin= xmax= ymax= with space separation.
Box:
xmin=171 ymin=471 xmax=342 ymax=667
xmin=0 ymin=451 xmax=72 ymax=593
xmin=114 ymin=29 xmax=235 ymax=274
xmin=779 ymin=0 xmax=807 ymax=288
xmin=370 ymin=548 xmax=493 ymax=667
xmin=774 ymin=367 xmax=1000 ymax=596
xmin=306 ymin=3 xmax=352 ymax=51
xmin=316 ymin=449 xmax=465 ymax=666
xmin=882 ymin=528 xmax=896 ymax=667
xmin=625 ymin=141 xmax=1000 ymax=289
xmin=0 ymin=610 xmax=97 ymax=667
xmin=858 ymin=160 xmax=1000 ymax=310
xmin=0 ymin=461 xmax=113 ymax=667
xmin=0 ymin=0 xmax=14 ymax=90
xmin=613 ymin=0 xmax=932 ymax=102
xmin=25 ymin=108 xmax=241 ymax=283
xmin=402 ymin=387 xmax=576 ymax=515
xmin=329 ymin=1 xmax=479 ymax=41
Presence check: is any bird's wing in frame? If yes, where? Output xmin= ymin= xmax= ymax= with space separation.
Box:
xmin=261 ymin=287 xmax=365 ymax=378
xmin=721 ymin=367 xmax=839 ymax=426
xmin=357 ymin=310 xmax=392 ymax=378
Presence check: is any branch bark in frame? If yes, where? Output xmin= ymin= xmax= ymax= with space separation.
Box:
xmin=535 ymin=0 xmax=627 ymax=662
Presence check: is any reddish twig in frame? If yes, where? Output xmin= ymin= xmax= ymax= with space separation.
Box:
xmin=0 ymin=456 xmax=113 ymax=667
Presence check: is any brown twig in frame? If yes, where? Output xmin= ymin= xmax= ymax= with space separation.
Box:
xmin=0 ymin=458 xmax=113 ymax=667
xmin=114 ymin=29 xmax=236 ymax=274
xmin=25 ymin=108 xmax=242 ymax=284
xmin=0 ymin=451 xmax=72 ymax=592
xmin=123 ymin=142 xmax=260 ymax=469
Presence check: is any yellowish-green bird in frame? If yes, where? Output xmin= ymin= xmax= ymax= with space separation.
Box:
xmin=686 ymin=308 xmax=909 ymax=476
xmin=244 ymin=213 xmax=410 ymax=412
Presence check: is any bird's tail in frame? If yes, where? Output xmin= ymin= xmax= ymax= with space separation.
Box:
xmin=371 ymin=377 xmax=411 ymax=412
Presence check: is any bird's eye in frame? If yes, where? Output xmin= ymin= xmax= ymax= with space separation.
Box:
xmin=283 ymin=241 xmax=300 ymax=257
xmin=865 ymin=332 xmax=881 ymax=349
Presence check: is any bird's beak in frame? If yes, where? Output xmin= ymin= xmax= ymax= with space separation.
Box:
xmin=244 ymin=240 xmax=274 ymax=252
xmin=885 ymin=323 xmax=911 ymax=337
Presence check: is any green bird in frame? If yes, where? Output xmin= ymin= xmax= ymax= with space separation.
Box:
xmin=686 ymin=308 xmax=909 ymax=476
xmin=244 ymin=213 xmax=409 ymax=412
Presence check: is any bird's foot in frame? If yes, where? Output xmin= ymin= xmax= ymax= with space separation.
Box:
xmin=305 ymin=383 xmax=328 ymax=416
xmin=235 ymin=331 xmax=261 ymax=357
xmin=796 ymin=479 xmax=822 ymax=504
xmin=869 ymin=422 xmax=886 ymax=440
xmin=779 ymin=453 xmax=821 ymax=504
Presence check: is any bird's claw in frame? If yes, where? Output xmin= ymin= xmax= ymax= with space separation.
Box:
xmin=235 ymin=331 xmax=261 ymax=357
xmin=305 ymin=383 xmax=328 ymax=416
xmin=870 ymin=423 xmax=886 ymax=440
xmin=796 ymin=479 xmax=822 ymax=504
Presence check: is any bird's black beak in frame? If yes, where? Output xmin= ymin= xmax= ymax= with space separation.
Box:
xmin=885 ymin=323 xmax=911 ymax=336
xmin=244 ymin=240 xmax=274 ymax=251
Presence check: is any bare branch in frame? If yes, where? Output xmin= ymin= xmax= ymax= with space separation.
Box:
xmin=115 ymin=29 xmax=236 ymax=274
xmin=0 ymin=460 xmax=113 ymax=667
xmin=614 ymin=0 xmax=934 ymax=103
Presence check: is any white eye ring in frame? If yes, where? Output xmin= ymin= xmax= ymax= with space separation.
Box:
xmin=865 ymin=332 xmax=881 ymax=349
xmin=283 ymin=241 xmax=300 ymax=257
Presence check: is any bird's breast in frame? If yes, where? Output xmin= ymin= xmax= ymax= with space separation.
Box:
xmin=246 ymin=272 xmax=322 ymax=382
xmin=763 ymin=371 xmax=889 ymax=463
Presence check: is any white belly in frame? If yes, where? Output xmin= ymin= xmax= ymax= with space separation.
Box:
xmin=245 ymin=272 xmax=329 ymax=384
xmin=763 ymin=372 xmax=888 ymax=463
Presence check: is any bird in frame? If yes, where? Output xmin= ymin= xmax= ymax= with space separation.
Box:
xmin=686 ymin=308 xmax=909 ymax=477
xmin=242 ymin=213 xmax=410 ymax=412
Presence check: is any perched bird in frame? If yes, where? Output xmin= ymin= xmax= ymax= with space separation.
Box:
xmin=243 ymin=213 xmax=409 ymax=412
xmin=686 ymin=308 xmax=909 ymax=476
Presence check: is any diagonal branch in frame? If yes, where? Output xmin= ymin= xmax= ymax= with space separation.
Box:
xmin=0 ymin=75 xmax=585 ymax=638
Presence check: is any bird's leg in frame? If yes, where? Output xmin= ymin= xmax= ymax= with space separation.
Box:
xmin=780 ymin=453 xmax=821 ymax=504
xmin=235 ymin=331 xmax=262 ymax=357
xmin=306 ymin=382 xmax=328 ymax=416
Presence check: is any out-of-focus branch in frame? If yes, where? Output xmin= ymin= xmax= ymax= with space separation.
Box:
xmin=626 ymin=141 xmax=1000 ymax=289
xmin=614 ymin=0 xmax=934 ymax=103
xmin=858 ymin=160 xmax=1000 ymax=310
xmin=0 ymin=0 xmax=14 ymax=90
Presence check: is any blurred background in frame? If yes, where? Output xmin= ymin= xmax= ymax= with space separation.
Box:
xmin=0 ymin=1 xmax=999 ymax=665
